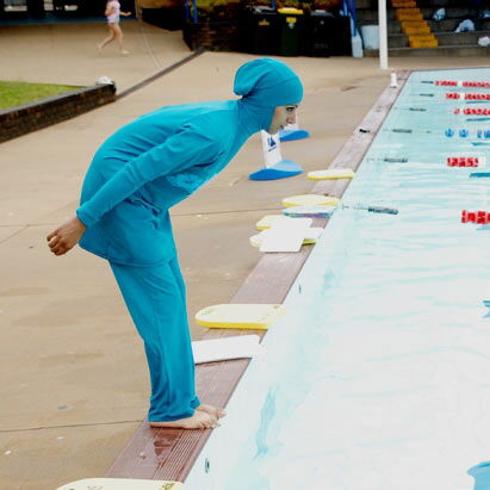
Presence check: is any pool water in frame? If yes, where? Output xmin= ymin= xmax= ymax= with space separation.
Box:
xmin=185 ymin=68 xmax=490 ymax=490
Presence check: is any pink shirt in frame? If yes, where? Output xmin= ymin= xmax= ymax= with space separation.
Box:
xmin=106 ymin=0 xmax=120 ymax=23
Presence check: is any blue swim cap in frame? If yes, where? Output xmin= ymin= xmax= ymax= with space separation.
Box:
xmin=234 ymin=58 xmax=303 ymax=108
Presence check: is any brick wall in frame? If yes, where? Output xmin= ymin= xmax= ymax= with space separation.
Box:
xmin=0 ymin=83 xmax=116 ymax=143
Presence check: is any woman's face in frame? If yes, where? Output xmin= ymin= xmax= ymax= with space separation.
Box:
xmin=268 ymin=105 xmax=298 ymax=134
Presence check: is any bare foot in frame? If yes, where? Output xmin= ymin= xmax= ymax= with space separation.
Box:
xmin=97 ymin=44 xmax=103 ymax=52
xmin=149 ymin=410 xmax=218 ymax=430
xmin=120 ymin=50 xmax=130 ymax=55
xmin=197 ymin=404 xmax=226 ymax=419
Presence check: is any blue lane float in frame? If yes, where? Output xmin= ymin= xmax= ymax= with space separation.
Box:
xmin=470 ymin=172 xmax=490 ymax=178
xmin=249 ymin=131 xmax=303 ymax=181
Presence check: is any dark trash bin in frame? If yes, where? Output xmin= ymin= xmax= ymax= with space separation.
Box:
xmin=330 ymin=15 xmax=352 ymax=56
xmin=303 ymin=10 xmax=336 ymax=56
xmin=142 ymin=7 xmax=184 ymax=31
xmin=245 ymin=6 xmax=280 ymax=55
xmin=277 ymin=7 xmax=304 ymax=56
xmin=26 ymin=0 xmax=45 ymax=18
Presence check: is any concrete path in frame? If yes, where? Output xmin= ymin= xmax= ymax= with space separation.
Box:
xmin=1 ymin=20 xmax=489 ymax=489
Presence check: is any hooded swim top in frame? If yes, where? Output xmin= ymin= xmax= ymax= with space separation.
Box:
xmin=76 ymin=58 xmax=303 ymax=264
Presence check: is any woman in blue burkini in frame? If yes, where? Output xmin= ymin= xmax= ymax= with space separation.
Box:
xmin=47 ymin=58 xmax=303 ymax=430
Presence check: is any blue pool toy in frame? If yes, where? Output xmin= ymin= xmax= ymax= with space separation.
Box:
xmin=279 ymin=128 xmax=310 ymax=142
xmin=250 ymin=131 xmax=303 ymax=181
xmin=468 ymin=461 xmax=490 ymax=489
xmin=250 ymin=160 xmax=303 ymax=180
xmin=279 ymin=118 xmax=310 ymax=142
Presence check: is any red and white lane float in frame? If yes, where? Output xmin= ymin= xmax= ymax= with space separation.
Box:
xmin=436 ymin=80 xmax=490 ymax=88
xmin=454 ymin=108 xmax=490 ymax=116
xmin=447 ymin=156 xmax=484 ymax=167
xmin=446 ymin=92 xmax=490 ymax=100
xmin=461 ymin=210 xmax=490 ymax=224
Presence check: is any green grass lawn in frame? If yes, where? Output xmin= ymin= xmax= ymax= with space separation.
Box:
xmin=0 ymin=81 xmax=81 ymax=110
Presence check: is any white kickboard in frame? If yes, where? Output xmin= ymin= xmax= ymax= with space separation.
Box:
xmin=57 ymin=478 xmax=184 ymax=490
xmin=250 ymin=227 xmax=323 ymax=248
xmin=259 ymin=218 xmax=312 ymax=252
xmin=192 ymin=335 xmax=264 ymax=364
xmin=256 ymin=215 xmax=312 ymax=230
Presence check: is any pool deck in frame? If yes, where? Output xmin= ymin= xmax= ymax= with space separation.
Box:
xmin=1 ymin=20 xmax=490 ymax=490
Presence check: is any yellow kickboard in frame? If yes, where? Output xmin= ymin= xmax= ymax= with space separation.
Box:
xmin=307 ymin=168 xmax=356 ymax=180
xmin=57 ymin=478 xmax=184 ymax=490
xmin=195 ymin=304 xmax=284 ymax=330
xmin=282 ymin=194 xmax=340 ymax=208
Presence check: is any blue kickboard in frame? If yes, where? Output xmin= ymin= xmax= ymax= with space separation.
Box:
xmin=249 ymin=160 xmax=303 ymax=181
xmin=279 ymin=129 xmax=310 ymax=142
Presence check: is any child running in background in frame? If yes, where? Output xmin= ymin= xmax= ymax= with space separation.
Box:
xmin=98 ymin=1 xmax=132 ymax=55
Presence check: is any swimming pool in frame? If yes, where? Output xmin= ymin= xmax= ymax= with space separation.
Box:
xmin=185 ymin=68 xmax=490 ymax=490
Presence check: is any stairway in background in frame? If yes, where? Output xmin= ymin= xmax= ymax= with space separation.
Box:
xmin=392 ymin=0 xmax=438 ymax=48
xmin=357 ymin=0 xmax=490 ymax=56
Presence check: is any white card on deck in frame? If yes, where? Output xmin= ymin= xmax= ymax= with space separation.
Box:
xmin=192 ymin=335 xmax=263 ymax=364
xmin=259 ymin=218 xmax=311 ymax=252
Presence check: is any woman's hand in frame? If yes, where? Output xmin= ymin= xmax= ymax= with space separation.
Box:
xmin=47 ymin=216 xmax=86 ymax=256
xmin=121 ymin=11 xmax=132 ymax=16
